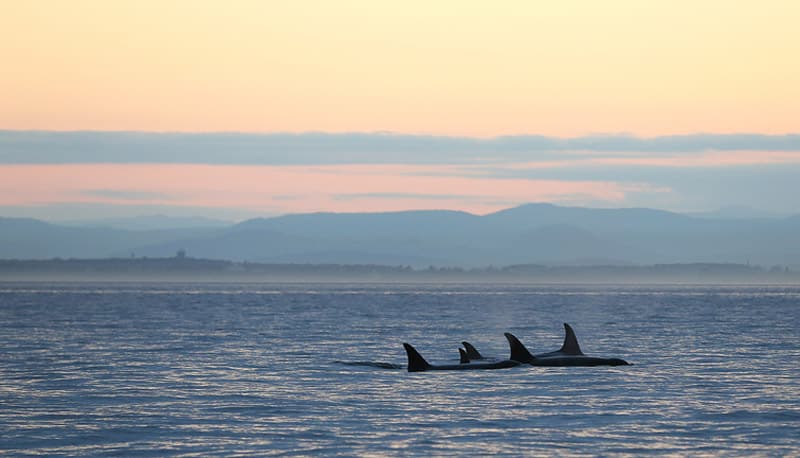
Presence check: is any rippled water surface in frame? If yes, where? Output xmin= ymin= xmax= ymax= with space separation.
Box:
xmin=1 ymin=282 xmax=799 ymax=456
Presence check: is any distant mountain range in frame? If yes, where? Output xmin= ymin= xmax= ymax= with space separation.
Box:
xmin=2 ymin=203 xmax=799 ymax=267
xmin=57 ymin=214 xmax=233 ymax=230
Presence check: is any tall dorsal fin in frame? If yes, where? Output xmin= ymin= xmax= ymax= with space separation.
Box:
xmin=560 ymin=323 xmax=584 ymax=355
xmin=403 ymin=343 xmax=432 ymax=372
xmin=504 ymin=332 xmax=536 ymax=363
xmin=461 ymin=341 xmax=484 ymax=360
xmin=459 ymin=348 xmax=470 ymax=364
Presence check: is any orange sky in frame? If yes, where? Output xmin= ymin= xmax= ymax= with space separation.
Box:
xmin=2 ymin=1 xmax=799 ymax=136
xmin=2 ymin=2 xmax=799 ymax=219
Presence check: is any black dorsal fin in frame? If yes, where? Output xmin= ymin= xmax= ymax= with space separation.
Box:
xmin=459 ymin=348 xmax=469 ymax=364
xmin=504 ymin=332 xmax=536 ymax=363
xmin=560 ymin=323 xmax=584 ymax=355
xmin=403 ymin=343 xmax=432 ymax=372
xmin=461 ymin=341 xmax=484 ymax=360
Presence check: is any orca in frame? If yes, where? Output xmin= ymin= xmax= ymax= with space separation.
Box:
xmin=458 ymin=348 xmax=470 ymax=364
xmin=504 ymin=332 xmax=630 ymax=366
xmin=334 ymin=361 xmax=404 ymax=369
xmin=460 ymin=323 xmax=583 ymax=363
xmin=461 ymin=341 xmax=488 ymax=360
xmin=403 ymin=343 xmax=522 ymax=372
xmin=534 ymin=322 xmax=584 ymax=358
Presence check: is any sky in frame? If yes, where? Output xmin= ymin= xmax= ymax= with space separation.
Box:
xmin=1 ymin=1 xmax=799 ymax=221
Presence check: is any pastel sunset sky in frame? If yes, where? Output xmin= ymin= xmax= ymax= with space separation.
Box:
xmin=2 ymin=1 xmax=799 ymax=220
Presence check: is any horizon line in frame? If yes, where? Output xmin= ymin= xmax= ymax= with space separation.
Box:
xmin=3 ymin=201 xmax=797 ymax=224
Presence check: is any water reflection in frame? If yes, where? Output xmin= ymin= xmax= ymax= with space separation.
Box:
xmin=0 ymin=283 xmax=798 ymax=455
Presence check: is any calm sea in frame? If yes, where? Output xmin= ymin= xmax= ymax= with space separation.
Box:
xmin=1 ymin=282 xmax=798 ymax=456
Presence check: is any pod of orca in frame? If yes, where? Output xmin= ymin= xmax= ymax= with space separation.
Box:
xmin=403 ymin=323 xmax=630 ymax=372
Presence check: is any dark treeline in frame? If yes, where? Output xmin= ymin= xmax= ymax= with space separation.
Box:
xmin=0 ymin=256 xmax=796 ymax=283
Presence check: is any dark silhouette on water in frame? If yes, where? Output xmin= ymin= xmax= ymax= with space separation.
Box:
xmin=533 ymin=322 xmax=584 ymax=358
xmin=460 ymin=323 xmax=585 ymax=363
xmin=343 ymin=323 xmax=628 ymax=371
xmin=504 ymin=329 xmax=629 ymax=367
xmin=403 ymin=343 xmax=521 ymax=372
xmin=458 ymin=348 xmax=470 ymax=364
xmin=461 ymin=341 xmax=488 ymax=360
xmin=333 ymin=361 xmax=404 ymax=370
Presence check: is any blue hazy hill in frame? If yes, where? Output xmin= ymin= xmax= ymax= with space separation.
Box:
xmin=2 ymin=204 xmax=799 ymax=267
xmin=0 ymin=217 xmax=220 ymax=259
xmin=233 ymin=209 xmax=481 ymax=238
xmin=58 ymin=214 xmax=232 ymax=230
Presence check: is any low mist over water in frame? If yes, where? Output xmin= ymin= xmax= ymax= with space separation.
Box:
xmin=1 ymin=282 xmax=798 ymax=455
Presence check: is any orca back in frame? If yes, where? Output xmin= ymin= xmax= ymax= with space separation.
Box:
xmin=403 ymin=343 xmax=433 ymax=372
xmin=559 ymin=323 xmax=584 ymax=355
xmin=504 ymin=332 xmax=536 ymax=363
xmin=459 ymin=348 xmax=470 ymax=364
xmin=461 ymin=341 xmax=484 ymax=360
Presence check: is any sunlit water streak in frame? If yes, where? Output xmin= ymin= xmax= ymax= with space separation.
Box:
xmin=1 ymin=282 xmax=799 ymax=456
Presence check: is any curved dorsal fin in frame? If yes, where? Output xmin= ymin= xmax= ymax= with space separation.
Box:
xmin=403 ymin=343 xmax=432 ymax=372
xmin=459 ymin=348 xmax=470 ymax=364
xmin=461 ymin=341 xmax=484 ymax=360
xmin=560 ymin=323 xmax=584 ymax=355
xmin=504 ymin=332 xmax=536 ymax=363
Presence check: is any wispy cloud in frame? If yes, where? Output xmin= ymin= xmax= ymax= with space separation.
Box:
xmin=2 ymin=131 xmax=799 ymax=165
xmin=0 ymin=164 xmax=663 ymax=216
xmin=2 ymin=131 xmax=799 ymax=219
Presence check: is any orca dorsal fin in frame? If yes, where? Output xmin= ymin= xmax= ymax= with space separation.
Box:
xmin=560 ymin=323 xmax=584 ymax=355
xmin=403 ymin=343 xmax=432 ymax=372
xmin=461 ymin=341 xmax=484 ymax=360
xmin=459 ymin=348 xmax=470 ymax=364
xmin=504 ymin=332 xmax=536 ymax=363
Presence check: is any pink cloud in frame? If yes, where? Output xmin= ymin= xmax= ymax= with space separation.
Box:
xmin=0 ymin=164 xmax=654 ymax=215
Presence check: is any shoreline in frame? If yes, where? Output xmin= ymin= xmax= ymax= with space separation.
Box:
xmin=1 ymin=257 xmax=797 ymax=285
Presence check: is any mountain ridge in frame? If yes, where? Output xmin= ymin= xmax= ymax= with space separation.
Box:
xmin=2 ymin=204 xmax=799 ymax=267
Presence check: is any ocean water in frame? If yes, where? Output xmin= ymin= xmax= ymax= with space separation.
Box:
xmin=1 ymin=282 xmax=799 ymax=456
